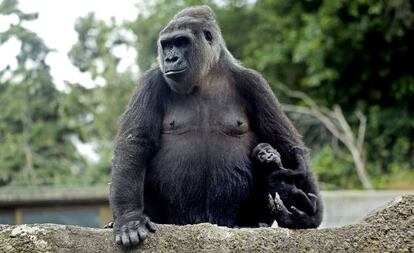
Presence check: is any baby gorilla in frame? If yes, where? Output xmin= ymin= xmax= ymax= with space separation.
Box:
xmin=252 ymin=143 xmax=318 ymax=217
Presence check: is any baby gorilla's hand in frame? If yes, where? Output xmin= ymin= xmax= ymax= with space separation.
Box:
xmin=114 ymin=213 xmax=156 ymax=247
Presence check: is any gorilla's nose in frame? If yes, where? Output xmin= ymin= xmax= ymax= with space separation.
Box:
xmin=166 ymin=55 xmax=179 ymax=63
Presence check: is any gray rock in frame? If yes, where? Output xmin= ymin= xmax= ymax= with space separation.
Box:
xmin=1 ymin=194 xmax=413 ymax=253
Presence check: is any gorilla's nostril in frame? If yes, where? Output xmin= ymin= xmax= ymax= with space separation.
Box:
xmin=167 ymin=56 xmax=179 ymax=63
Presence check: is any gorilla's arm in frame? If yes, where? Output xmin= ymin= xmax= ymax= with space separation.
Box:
xmin=110 ymin=68 xmax=165 ymax=246
xmin=234 ymin=68 xmax=303 ymax=157
xmin=234 ymin=67 xmax=323 ymax=228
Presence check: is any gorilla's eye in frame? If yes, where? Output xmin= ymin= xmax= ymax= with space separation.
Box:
xmin=160 ymin=40 xmax=171 ymax=50
xmin=203 ymin=30 xmax=213 ymax=43
xmin=174 ymin=37 xmax=190 ymax=48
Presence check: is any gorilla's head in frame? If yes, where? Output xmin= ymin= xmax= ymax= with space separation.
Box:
xmin=157 ymin=6 xmax=224 ymax=94
xmin=252 ymin=143 xmax=282 ymax=165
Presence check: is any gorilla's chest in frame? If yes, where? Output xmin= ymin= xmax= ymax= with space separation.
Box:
xmin=146 ymin=85 xmax=256 ymax=225
xmin=162 ymin=86 xmax=250 ymax=136
xmin=157 ymin=83 xmax=255 ymax=166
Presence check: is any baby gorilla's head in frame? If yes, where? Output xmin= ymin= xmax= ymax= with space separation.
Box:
xmin=252 ymin=143 xmax=282 ymax=165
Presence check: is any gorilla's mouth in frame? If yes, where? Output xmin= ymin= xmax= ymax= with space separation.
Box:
xmin=164 ymin=68 xmax=187 ymax=78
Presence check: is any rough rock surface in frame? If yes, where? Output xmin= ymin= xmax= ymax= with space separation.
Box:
xmin=0 ymin=195 xmax=413 ymax=253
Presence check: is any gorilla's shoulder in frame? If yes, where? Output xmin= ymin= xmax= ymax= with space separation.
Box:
xmin=138 ymin=67 xmax=167 ymax=90
xmin=140 ymin=67 xmax=163 ymax=82
xmin=229 ymin=64 xmax=267 ymax=86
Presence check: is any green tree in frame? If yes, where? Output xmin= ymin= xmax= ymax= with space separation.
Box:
xmin=118 ymin=0 xmax=414 ymax=189
xmin=243 ymin=0 xmax=414 ymax=189
xmin=0 ymin=0 xmax=86 ymax=186
xmin=68 ymin=0 xmax=414 ymax=189
xmin=68 ymin=13 xmax=139 ymax=183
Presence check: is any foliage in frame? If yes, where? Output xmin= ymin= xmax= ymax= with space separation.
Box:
xmin=311 ymin=145 xmax=360 ymax=190
xmin=122 ymin=0 xmax=414 ymax=189
xmin=68 ymin=13 xmax=138 ymax=181
xmin=69 ymin=13 xmax=137 ymax=141
xmin=0 ymin=0 xmax=412 ymax=189
xmin=0 ymin=0 xmax=86 ymax=186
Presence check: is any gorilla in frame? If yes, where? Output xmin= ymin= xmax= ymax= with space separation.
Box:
xmin=110 ymin=6 xmax=323 ymax=247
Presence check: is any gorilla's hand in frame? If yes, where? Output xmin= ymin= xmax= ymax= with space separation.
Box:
xmin=114 ymin=212 xmax=156 ymax=247
xmin=268 ymin=192 xmax=320 ymax=229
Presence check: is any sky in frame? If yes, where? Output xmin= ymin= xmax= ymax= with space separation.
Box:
xmin=0 ymin=0 xmax=140 ymax=89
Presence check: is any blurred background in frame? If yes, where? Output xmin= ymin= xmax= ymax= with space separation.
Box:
xmin=0 ymin=0 xmax=413 ymax=228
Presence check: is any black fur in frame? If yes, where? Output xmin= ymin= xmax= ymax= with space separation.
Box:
xmin=110 ymin=6 xmax=323 ymax=247
xmin=252 ymin=143 xmax=320 ymax=222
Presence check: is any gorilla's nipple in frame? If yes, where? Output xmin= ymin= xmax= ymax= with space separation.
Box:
xmin=169 ymin=120 xmax=175 ymax=129
xmin=237 ymin=120 xmax=243 ymax=127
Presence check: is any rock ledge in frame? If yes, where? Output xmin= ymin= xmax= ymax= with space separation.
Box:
xmin=0 ymin=195 xmax=413 ymax=252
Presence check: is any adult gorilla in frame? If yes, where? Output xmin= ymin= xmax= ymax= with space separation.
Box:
xmin=110 ymin=6 xmax=323 ymax=247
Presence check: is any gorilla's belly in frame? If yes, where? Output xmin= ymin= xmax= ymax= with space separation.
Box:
xmin=145 ymin=131 xmax=256 ymax=226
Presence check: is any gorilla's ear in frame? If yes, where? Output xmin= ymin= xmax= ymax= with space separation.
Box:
xmin=203 ymin=30 xmax=213 ymax=43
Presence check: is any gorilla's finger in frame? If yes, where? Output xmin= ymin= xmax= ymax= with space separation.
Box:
xmin=291 ymin=206 xmax=306 ymax=217
xmin=129 ymin=230 xmax=140 ymax=246
xmin=307 ymin=193 xmax=319 ymax=214
xmin=292 ymin=188 xmax=308 ymax=198
xmin=273 ymin=193 xmax=291 ymax=214
xmin=104 ymin=221 xmax=113 ymax=229
xmin=146 ymin=221 xmax=157 ymax=232
xmin=267 ymin=193 xmax=277 ymax=214
xmin=115 ymin=234 xmax=122 ymax=245
xmin=121 ymin=231 xmax=131 ymax=247
xmin=271 ymin=193 xmax=293 ymax=224
xmin=308 ymin=193 xmax=318 ymax=199
xmin=138 ymin=227 xmax=149 ymax=241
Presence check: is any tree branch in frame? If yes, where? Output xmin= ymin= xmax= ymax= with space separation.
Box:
xmin=277 ymin=84 xmax=373 ymax=190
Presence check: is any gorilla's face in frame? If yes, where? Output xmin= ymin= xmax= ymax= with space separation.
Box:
xmin=252 ymin=143 xmax=282 ymax=165
xmin=159 ymin=32 xmax=193 ymax=93
xmin=158 ymin=26 xmax=220 ymax=95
